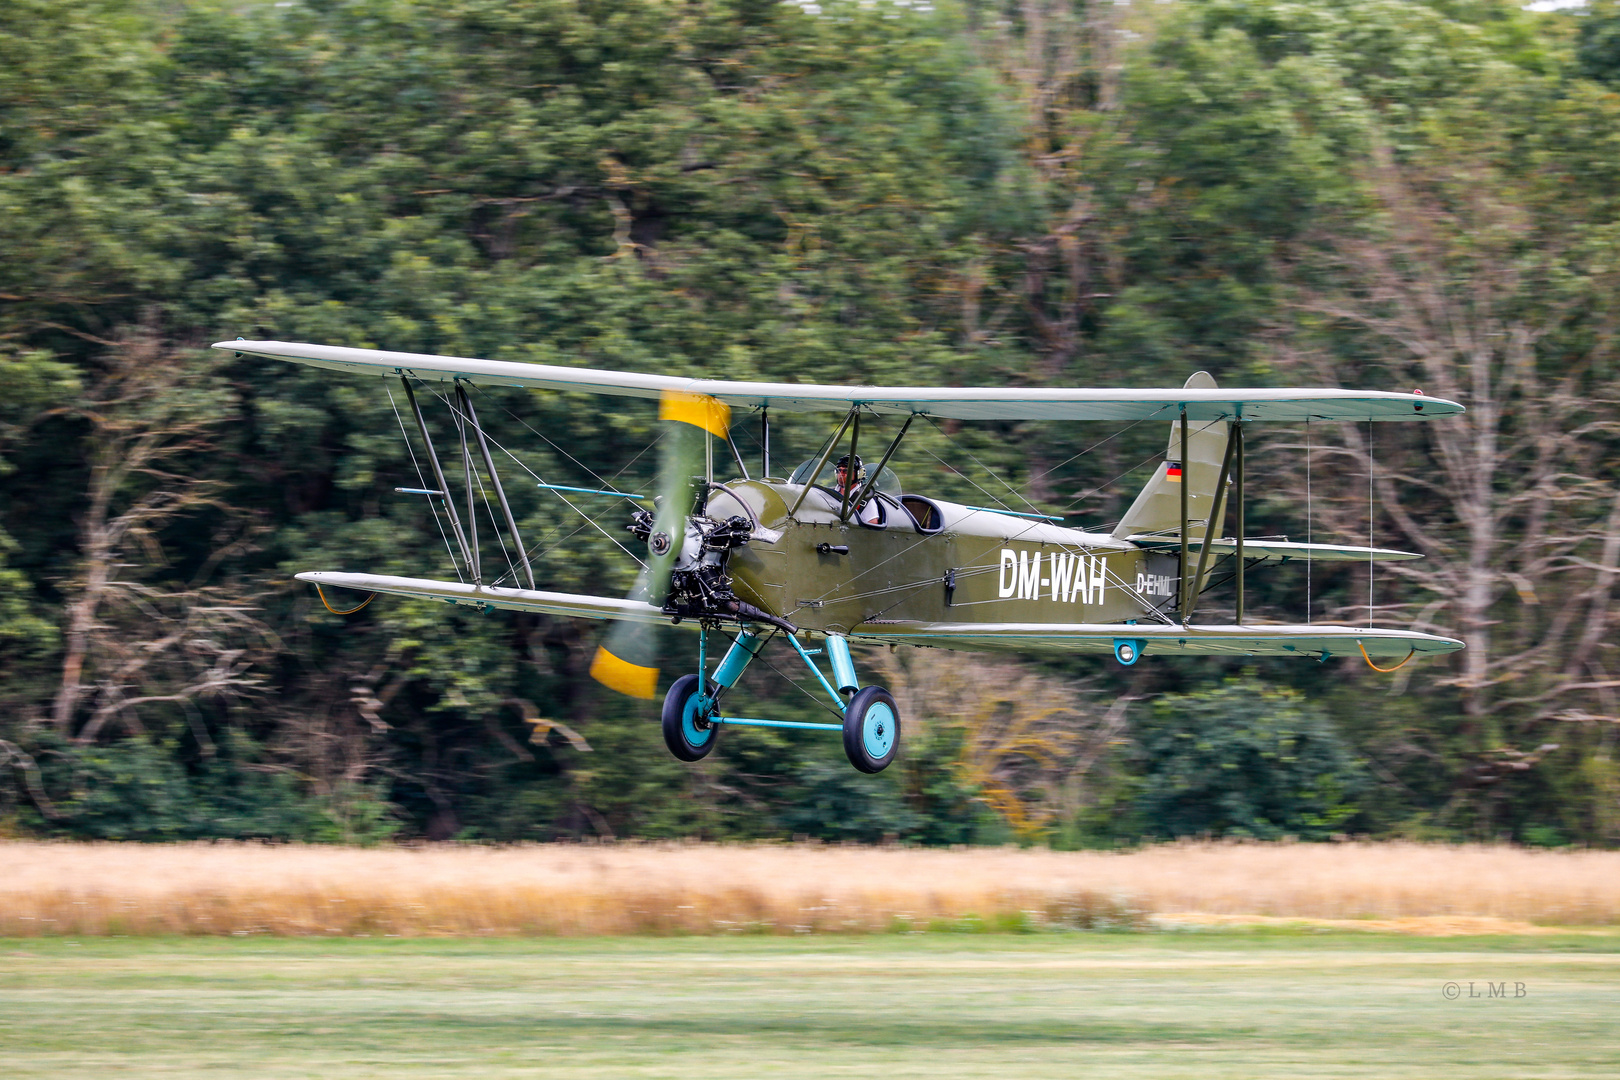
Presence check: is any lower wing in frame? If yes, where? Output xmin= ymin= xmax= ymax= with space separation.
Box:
xmin=299 ymin=573 xmax=1462 ymax=660
xmin=295 ymin=572 xmax=671 ymax=624
xmin=852 ymin=620 xmax=1462 ymax=659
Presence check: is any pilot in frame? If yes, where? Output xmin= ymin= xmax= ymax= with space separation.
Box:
xmin=833 ymin=454 xmax=883 ymax=525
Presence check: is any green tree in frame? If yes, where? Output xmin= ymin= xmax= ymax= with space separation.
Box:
xmin=1131 ymin=677 xmax=1365 ymax=840
xmin=1576 ymin=1 xmax=1620 ymax=84
xmin=3 ymin=0 xmax=1616 ymax=846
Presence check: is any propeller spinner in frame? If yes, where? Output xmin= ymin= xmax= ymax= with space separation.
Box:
xmin=589 ymin=390 xmax=731 ymax=698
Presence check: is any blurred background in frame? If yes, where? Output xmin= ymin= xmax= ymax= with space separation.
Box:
xmin=3 ymin=0 xmax=1619 ymax=849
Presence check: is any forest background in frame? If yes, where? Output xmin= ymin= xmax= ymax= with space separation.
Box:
xmin=4 ymin=0 xmax=1620 ymax=848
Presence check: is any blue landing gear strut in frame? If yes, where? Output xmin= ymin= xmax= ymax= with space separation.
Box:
xmin=661 ymin=627 xmax=902 ymax=772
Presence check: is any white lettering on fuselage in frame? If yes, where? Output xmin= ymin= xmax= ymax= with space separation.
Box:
xmin=998 ymin=550 xmax=1108 ymax=604
xmin=1134 ymin=572 xmax=1175 ymax=598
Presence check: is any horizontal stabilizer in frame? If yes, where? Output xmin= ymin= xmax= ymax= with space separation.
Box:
xmin=296 ymin=572 xmax=675 ymax=624
xmin=854 ymin=621 xmax=1462 ymax=658
xmin=1128 ymin=538 xmax=1423 ymax=563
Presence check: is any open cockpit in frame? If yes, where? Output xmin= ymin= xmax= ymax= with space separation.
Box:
xmin=784 ymin=457 xmax=945 ymax=534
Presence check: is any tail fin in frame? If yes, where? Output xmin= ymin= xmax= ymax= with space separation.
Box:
xmin=1112 ymin=372 xmax=1229 ymax=540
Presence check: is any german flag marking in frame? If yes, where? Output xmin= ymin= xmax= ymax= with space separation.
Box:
xmin=1165 ymin=461 xmax=1183 ymax=483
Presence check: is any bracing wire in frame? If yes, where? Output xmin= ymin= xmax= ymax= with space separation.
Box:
xmin=377 ymin=380 xmax=660 ymax=592
xmin=469 ymin=453 xmax=521 ymax=588
xmin=755 ymin=641 xmax=848 ymax=721
xmin=1306 ymin=416 xmax=1312 ymax=625
xmin=1368 ymin=417 xmax=1375 ymax=629
xmin=435 ymin=387 xmax=648 ymax=574
xmin=489 ymin=388 xmax=634 ymax=494
xmin=1002 ymin=410 xmax=1173 ymax=522
xmin=386 ymin=382 xmax=464 ymax=582
xmin=921 ymin=416 xmax=1050 ymax=519
xmin=913 ymin=440 xmax=1025 ymax=513
xmin=474 ymin=429 xmax=663 ymax=586
xmin=1055 ymin=413 xmax=1223 ymax=525
xmin=523 ymin=519 xmax=596 ymax=567
xmin=1036 ymin=410 xmax=1164 ymax=485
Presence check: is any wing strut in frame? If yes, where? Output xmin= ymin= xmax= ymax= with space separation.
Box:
xmin=457 ymin=384 xmax=535 ymax=591
xmin=838 ymin=411 xmax=861 ymax=522
xmin=1235 ymin=418 xmax=1246 ymax=623
xmin=847 ymin=413 xmax=916 ymax=517
xmin=399 ymin=376 xmax=535 ymax=590
xmin=1178 ymin=419 xmax=1248 ymax=624
xmin=454 ymin=386 xmax=480 ymax=582
xmin=1186 ymin=422 xmax=1237 ymax=622
xmin=788 ymin=405 xmax=858 ymax=518
xmin=726 ymin=430 xmax=750 ymax=481
xmin=1178 ymin=404 xmax=1189 ymax=620
xmin=401 ymin=377 xmax=475 ymax=577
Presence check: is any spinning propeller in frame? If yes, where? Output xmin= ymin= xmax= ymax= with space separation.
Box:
xmin=589 ymin=391 xmax=731 ymax=698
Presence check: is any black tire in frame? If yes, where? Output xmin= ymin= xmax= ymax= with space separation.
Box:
xmin=662 ymin=673 xmax=719 ymax=761
xmin=842 ymin=685 xmax=900 ymax=773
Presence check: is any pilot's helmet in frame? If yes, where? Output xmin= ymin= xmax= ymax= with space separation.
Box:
xmin=834 ymin=454 xmax=866 ymax=486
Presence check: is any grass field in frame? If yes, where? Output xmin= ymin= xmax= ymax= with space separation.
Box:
xmin=7 ymin=840 xmax=1620 ymax=936
xmin=4 ymin=934 xmax=1619 ymax=1078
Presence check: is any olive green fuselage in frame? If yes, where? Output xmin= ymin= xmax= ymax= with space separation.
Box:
xmin=705 ymin=480 xmax=1173 ymax=636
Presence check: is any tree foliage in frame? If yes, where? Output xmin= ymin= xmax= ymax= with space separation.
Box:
xmin=2 ymin=0 xmax=1617 ymax=845
xmin=1129 ymin=677 xmax=1365 ymax=840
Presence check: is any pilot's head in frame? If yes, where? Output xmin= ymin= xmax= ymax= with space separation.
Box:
xmin=834 ymin=454 xmax=865 ymax=490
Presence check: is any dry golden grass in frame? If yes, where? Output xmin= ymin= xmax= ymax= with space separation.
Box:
xmin=4 ymin=840 xmax=1619 ymax=937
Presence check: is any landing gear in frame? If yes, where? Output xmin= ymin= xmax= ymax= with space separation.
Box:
xmin=842 ymin=685 xmax=900 ymax=774
xmin=662 ymin=673 xmax=719 ymax=761
xmin=660 ymin=630 xmax=899 ymax=773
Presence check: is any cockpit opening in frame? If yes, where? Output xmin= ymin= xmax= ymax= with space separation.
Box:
xmin=783 ymin=456 xmax=944 ymax=533
xmin=787 ymin=457 xmax=902 ymax=495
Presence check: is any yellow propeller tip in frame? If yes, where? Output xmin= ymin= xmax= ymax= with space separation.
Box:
xmin=659 ymin=390 xmax=730 ymax=439
xmin=590 ymin=646 xmax=659 ymax=700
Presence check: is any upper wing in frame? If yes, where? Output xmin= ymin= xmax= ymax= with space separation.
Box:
xmin=296 ymin=572 xmax=677 ymax=624
xmin=852 ymin=620 xmax=1463 ymax=658
xmin=217 ymin=340 xmax=1462 ymax=423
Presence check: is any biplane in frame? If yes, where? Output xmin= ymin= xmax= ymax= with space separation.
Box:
xmin=218 ymin=340 xmax=1465 ymax=773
